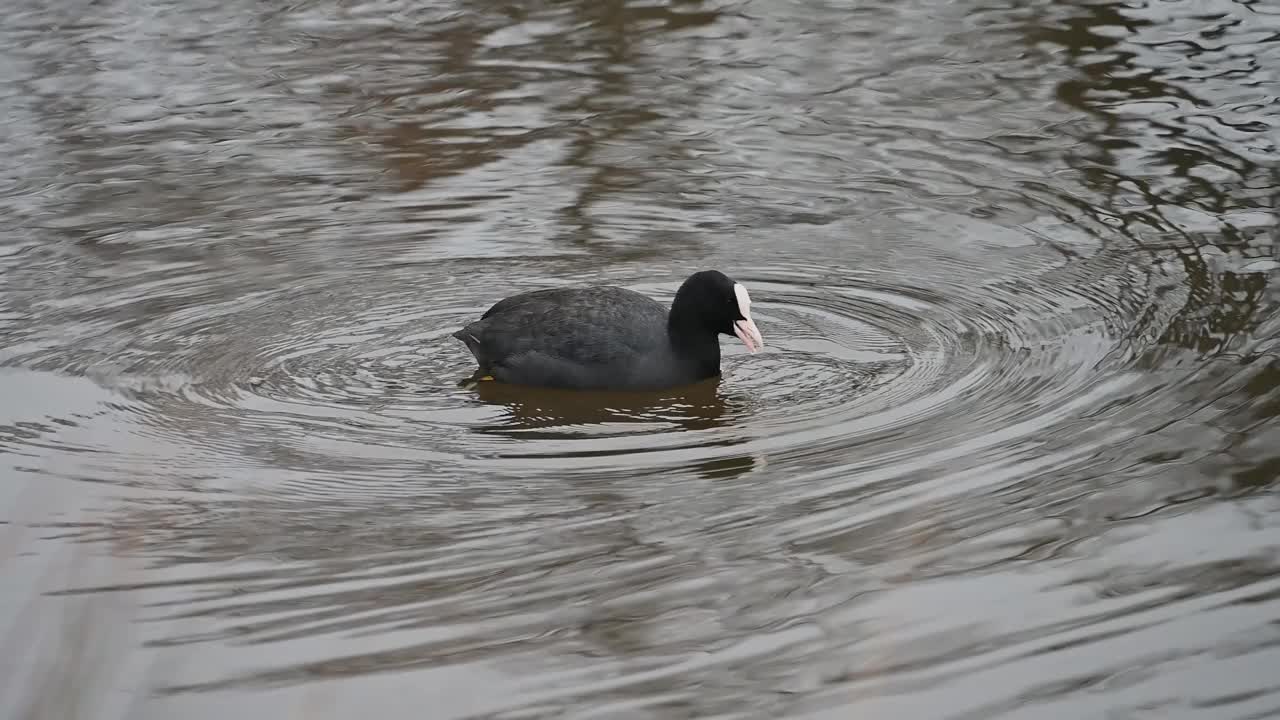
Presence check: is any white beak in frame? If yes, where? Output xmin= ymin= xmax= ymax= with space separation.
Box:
xmin=734 ymin=317 xmax=763 ymax=353
xmin=731 ymin=282 xmax=763 ymax=353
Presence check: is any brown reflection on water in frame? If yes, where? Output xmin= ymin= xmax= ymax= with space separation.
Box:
xmin=469 ymin=376 xmax=730 ymax=435
xmin=1026 ymin=0 xmax=1280 ymax=496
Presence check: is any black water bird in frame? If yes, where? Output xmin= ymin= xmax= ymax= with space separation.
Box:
xmin=454 ymin=270 xmax=764 ymax=391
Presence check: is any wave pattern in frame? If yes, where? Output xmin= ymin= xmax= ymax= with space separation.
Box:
xmin=0 ymin=0 xmax=1277 ymax=718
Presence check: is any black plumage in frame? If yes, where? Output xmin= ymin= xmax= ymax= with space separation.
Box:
xmin=454 ymin=270 xmax=764 ymax=391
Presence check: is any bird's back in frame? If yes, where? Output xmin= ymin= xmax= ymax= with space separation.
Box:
xmin=454 ymin=286 xmax=671 ymax=387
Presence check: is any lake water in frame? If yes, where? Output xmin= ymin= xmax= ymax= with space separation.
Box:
xmin=1 ymin=0 xmax=1278 ymax=718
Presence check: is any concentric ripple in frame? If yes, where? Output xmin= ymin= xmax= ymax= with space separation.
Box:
xmin=7 ymin=237 xmax=1138 ymax=493
xmin=14 ymin=233 xmax=1232 ymax=715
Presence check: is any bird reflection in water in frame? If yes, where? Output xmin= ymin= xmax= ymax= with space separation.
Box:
xmin=459 ymin=375 xmax=761 ymax=479
xmin=465 ymin=375 xmax=734 ymax=436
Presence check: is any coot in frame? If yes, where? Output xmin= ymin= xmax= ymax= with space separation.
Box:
xmin=453 ymin=270 xmax=764 ymax=391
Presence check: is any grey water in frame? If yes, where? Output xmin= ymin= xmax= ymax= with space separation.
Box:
xmin=1 ymin=0 xmax=1278 ymax=718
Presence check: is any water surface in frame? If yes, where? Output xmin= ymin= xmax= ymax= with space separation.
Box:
xmin=1 ymin=0 xmax=1278 ymax=718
